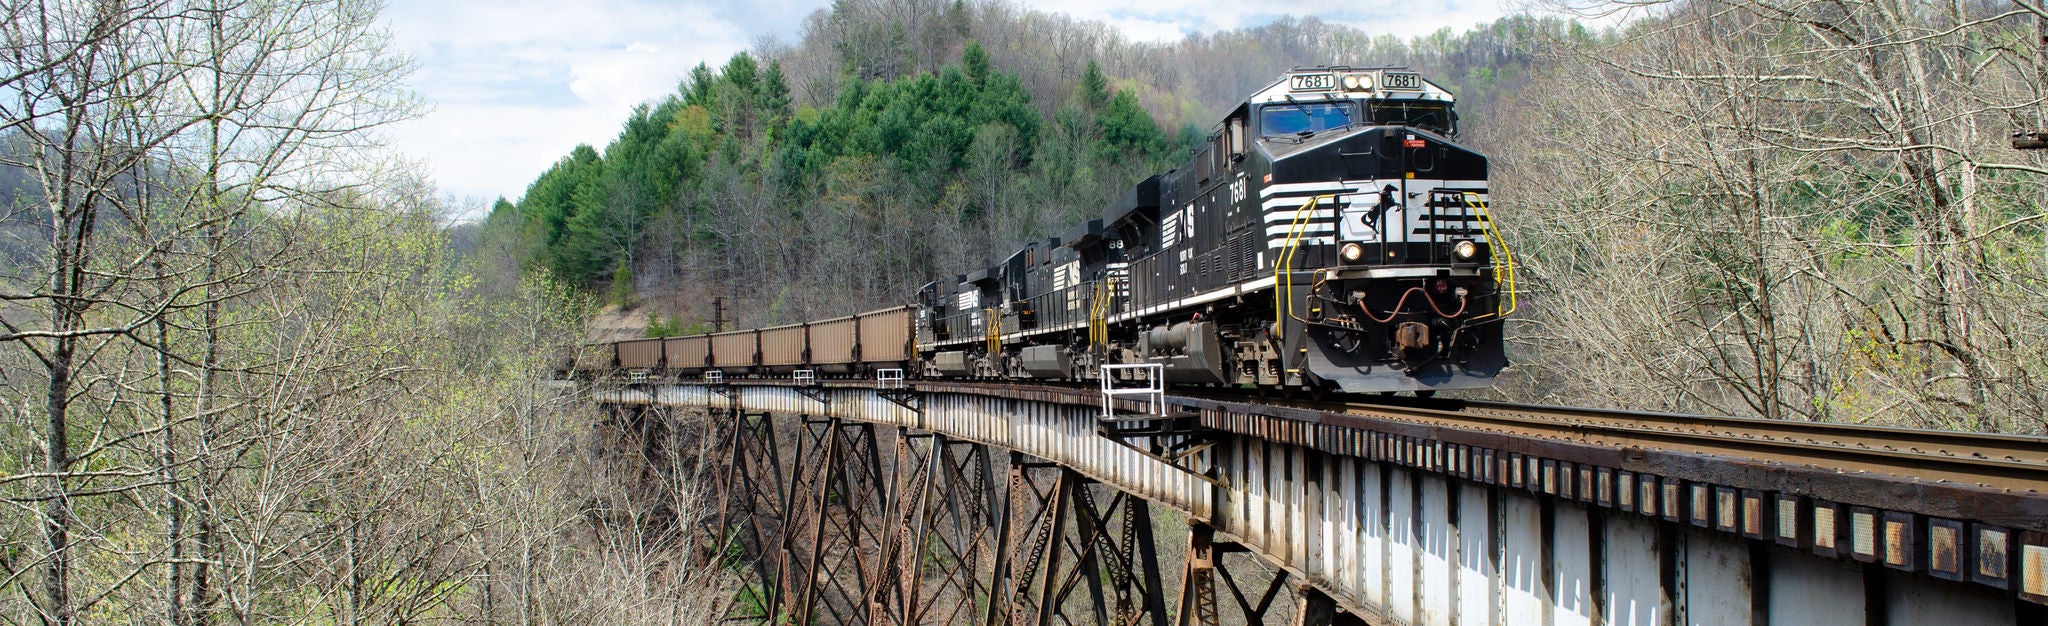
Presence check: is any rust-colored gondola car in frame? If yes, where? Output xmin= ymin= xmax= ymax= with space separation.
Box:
xmin=856 ymin=306 xmax=914 ymax=371
xmin=807 ymin=315 xmax=858 ymax=374
xmin=615 ymin=337 xmax=665 ymax=371
xmin=758 ymin=323 xmax=808 ymax=375
xmin=664 ymin=334 xmax=711 ymax=377
xmin=709 ymin=329 xmax=759 ymax=375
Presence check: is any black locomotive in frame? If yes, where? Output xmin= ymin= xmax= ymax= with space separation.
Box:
xmin=918 ymin=66 xmax=1514 ymax=395
xmin=596 ymin=67 xmax=1516 ymax=397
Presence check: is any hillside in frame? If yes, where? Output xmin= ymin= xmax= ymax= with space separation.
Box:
xmin=488 ymin=0 xmax=2048 ymax=435
xmin=489 ymin=1 xmax=1576 ymax=331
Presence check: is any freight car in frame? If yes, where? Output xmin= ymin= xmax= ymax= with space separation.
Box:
xmin=594 ymin=66 xmax=1515 ymax=397
xmin=586 ymin=306 xmax=916 ymax=380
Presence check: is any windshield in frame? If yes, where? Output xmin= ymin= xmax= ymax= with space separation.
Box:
xmin=1260 ymin=103 xmax=1356 ymax=137
xmin=1369 ymin=101 xmax=1456 ymax=135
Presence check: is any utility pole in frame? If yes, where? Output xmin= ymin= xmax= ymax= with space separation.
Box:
xmin=713 ymin=297 xmax=726 ymax=333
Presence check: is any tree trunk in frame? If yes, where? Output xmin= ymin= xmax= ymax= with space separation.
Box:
xmin=43 ymin=335 xmax=73 ymax=626
xmin=159 ymin=309 xmax=187 ymax=626
xmin=43 ymin=196 xmax=85 ymax=626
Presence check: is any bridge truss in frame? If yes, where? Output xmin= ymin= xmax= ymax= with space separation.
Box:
xmin=597 ymin=380 xmax=2048 ymax=625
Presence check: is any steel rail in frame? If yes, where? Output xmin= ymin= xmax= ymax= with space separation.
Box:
xmin=1460 ymin=399 xmax=2048 ymax=466
xmin=1173 ymin=390 xmax=2048 ymax=494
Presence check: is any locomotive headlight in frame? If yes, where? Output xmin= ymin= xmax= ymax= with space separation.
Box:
xmin=1341 ymin=75 xmax=1360 ymax=89
xmin=1340 ymin=242 xmax=1364 ymax=262
xmin=1453 ymin=240 xmax=1478 ymax=260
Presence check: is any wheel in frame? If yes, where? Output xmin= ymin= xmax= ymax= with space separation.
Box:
xmin=1415 ymin=390 xmax=1436 ymax=399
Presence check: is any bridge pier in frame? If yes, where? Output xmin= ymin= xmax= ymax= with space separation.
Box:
xmin=686 ymin=401 xmax=1182 ymax=624
xmin=1176 ymin=524 xmax=1220 ymax=625
xmin=1291 ymin=587 xmax=1337 ymax=626
xmin=1007 ymin=465 xmax=1174 ymax=625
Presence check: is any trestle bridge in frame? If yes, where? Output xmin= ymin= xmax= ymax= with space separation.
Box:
xmin=592 ymin=373 xmax=2048 ymax=625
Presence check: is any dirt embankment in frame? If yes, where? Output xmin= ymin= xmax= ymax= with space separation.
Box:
xmin=588 ymin=304 xmax=651 ymax=343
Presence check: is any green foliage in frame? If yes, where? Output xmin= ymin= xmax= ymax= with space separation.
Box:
xmin=505 ymin=97 xmax=704 ymax=284
xmin=962 ymin=41 xmax=990 ymax=82
xmin=486 ymin=10 xmax=1580 ymax=336
xmin=607 ymin=265 xmax=633 ymax=307
xmin=1098 ymin=90 xmax=1167 ymax=161
xmin=1078 ymin=61 xmax=1109 ymax=111
xmin=488 ymin=197 xmax=514 ymax=220
xmin=644 ymin=313 xmax=683 ymax=337
xmin=788 ymin=59 xmax=1044 ymax=176
xmin=760 ymin=61 xmax=793 ymax=128
xmin=683 ymin=62 xmax=716 ymax=106
xmin=491 ymin=41 xmax=1186 ymax=302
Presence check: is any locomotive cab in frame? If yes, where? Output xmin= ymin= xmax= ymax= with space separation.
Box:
xmin=1001 ymin=246 xmax=1037 ymax=330
xmin=917 ymin=280 xmax=950 ymax=343
xmin=1240 ymin=67 xmax=1511 ymax=393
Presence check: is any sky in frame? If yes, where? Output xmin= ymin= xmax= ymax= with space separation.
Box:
xmin=381 ymin=0 xmax=1520 ymax=212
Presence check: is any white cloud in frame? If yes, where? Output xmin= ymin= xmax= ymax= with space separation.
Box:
xmin=1098 ymin=16 xmax=1190 ymax=43
xmin=381 ymin=0 xmax=1517 ymax=207
xmin=1020 ymin=0 xmax=1514 ymax=41
xmin=384 ymin=0 xmax=756 ymax=205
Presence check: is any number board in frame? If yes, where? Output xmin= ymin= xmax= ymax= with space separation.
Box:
xmin=1289 ymin=73 xmax=1336 ymax=91
xmin=1382 ymin=72 xmax=1422 ymax=90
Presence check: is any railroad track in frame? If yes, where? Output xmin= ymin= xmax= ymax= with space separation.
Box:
xmin=1176 ymin=390 xmax=2048 ymax=494
xmin=621 ymin=376 xmax=2048 ymax=494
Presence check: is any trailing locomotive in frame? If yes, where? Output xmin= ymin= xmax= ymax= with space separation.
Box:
xmin=591 ymin=67 xmax=1516 ymax=397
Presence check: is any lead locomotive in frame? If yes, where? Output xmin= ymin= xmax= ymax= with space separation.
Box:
xmin=919 ymin=66 xmax=1514 ymax=396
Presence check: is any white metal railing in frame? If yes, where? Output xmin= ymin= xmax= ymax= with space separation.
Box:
xmin=705 ymin=371 xmax=724 ymax=384
xmin=629 ymin=370 xmax=649 ymax=383
xmin=794 ymin=369 xmax=816 ymax=386
xmin=1100 ymin=363 xmax=1165 ymax=418
xmin=877 ymin=368 xmax=905 ymax=390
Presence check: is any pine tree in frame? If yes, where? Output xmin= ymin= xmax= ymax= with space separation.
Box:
xmin=1078 ymin=61 xmax=1109 ymax=111
xmin=760 ymin=61 xmax=793 ymax=128
xmin=962 ymin=41 xmax=990 ymax=83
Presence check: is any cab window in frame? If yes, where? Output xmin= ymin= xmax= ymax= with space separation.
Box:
xmin=1260 ymin=102 xmax=1356 ymax=137
xmin=1369 ymin=101 xmax=1456 ymax=135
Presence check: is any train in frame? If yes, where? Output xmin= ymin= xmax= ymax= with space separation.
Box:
xmin=577 ymin=66 xmax=1516 ymax=397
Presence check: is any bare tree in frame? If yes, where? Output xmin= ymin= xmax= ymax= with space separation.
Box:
xmin=0 ymin=3 xmax=203 ymax=621
xmin=1500 ymin=0 xmax=2048 ymax=433
xmin=0 ymin=0 xmax=416 ymax=621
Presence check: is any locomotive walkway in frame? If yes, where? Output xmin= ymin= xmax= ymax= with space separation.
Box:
xmin=592 ymin=376 xmax=2048 ymax=625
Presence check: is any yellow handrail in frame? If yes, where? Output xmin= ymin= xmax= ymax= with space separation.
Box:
xmin=1087 ymin=277 xmax=1114 ymax=346
xmin=1273 ymin=194 xmax=1336 ymax=332
xmin=1460 ymin=192 xmax=1518 ymax=321
xmin=984 ymin=307 xmax=1001 ymax=355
